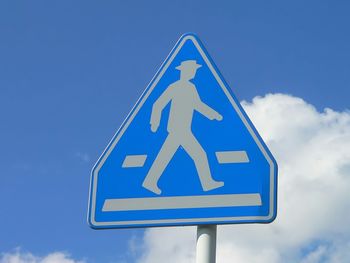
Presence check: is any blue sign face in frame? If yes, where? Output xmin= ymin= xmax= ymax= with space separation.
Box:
xmin=88 ymin=33 xmax=278 ymax=229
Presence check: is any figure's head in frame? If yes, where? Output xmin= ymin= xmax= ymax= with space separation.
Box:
xmin=176 ymin=60 xmax=202 ymax=80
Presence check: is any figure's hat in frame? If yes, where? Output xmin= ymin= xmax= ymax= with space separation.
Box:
xmin=175 ymin=60 xmax=202 ymax=71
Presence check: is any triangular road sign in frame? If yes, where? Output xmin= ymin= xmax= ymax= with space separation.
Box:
xmin=88 ymin=33 xmax=278 ymax=229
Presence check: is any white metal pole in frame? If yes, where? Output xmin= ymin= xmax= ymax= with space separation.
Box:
xmin=196 ymin=225 xmax=217 ymax=263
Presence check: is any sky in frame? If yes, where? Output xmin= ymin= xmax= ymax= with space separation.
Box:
xmin=0 ymin=1 xmax=349 ymax=263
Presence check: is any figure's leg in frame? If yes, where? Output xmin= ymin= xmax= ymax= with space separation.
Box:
xmin=181 ymin=134 xmax=224 ymax=191
xmin=143 ymin=135 xmax=179 ymax=195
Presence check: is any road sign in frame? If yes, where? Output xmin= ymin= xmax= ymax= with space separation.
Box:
xmin=88 ymin=33 xmax=277 ymax=229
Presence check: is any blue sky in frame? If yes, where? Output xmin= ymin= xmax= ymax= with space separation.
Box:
xmin=1 ymin=1 xmax=350 ymax=263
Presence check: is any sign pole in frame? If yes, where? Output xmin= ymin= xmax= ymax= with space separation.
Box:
xmin=196 ymin=224 xmax=217 ymax=263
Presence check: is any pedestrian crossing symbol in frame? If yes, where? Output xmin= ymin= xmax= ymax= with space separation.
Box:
xmin=88 ymin=33 xmax=278 ymax=229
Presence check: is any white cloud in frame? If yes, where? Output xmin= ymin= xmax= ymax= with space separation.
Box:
xmin=135 ymin=93 xmax=350 ymax=263
xmin=0 ymin=250 xmax=85 ymax=263
xmin=75 ymin=152 xmax=90 ymax=163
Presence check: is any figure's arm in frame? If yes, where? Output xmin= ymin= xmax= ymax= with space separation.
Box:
xmin=195 ymin=96 xmax=223 ymax=121
xmin=150 ymin=87 xmax=173 ymax=132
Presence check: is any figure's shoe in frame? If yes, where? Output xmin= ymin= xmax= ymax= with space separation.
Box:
xmin=142 ymin=181 xmax=162 ymax=195
xmin=203 ymin=180 xmax=224 ymax=191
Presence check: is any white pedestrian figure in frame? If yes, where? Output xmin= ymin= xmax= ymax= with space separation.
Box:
xmin=142 ymin=60 xmax=224 ymax=195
